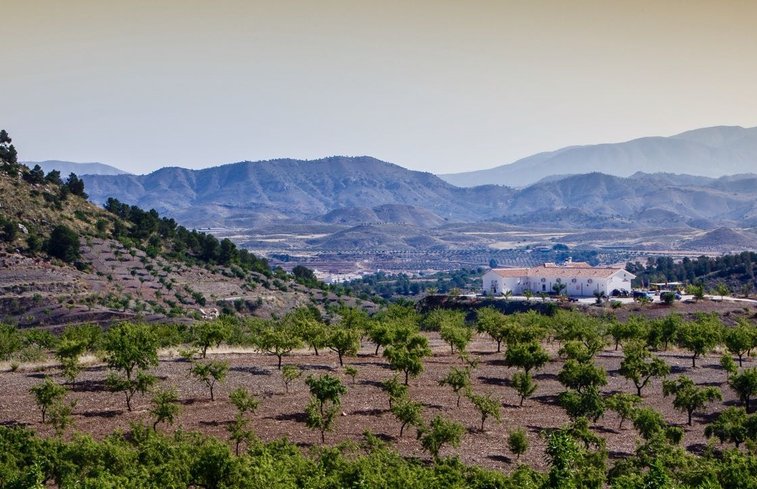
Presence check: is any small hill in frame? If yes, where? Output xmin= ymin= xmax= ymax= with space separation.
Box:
xmin=681 ymin=228 xmax=757 ymax=252
xmin=320 ymin=204 xmax=445 ymax=227
xmin=0 ymin=149 xmax=363 ymax=327
xmin=27 ymin=160 xmax=130 ymax=176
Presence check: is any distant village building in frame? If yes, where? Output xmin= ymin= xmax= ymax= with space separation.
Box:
xmin=482 ymin=262 xmax=635 ymax=298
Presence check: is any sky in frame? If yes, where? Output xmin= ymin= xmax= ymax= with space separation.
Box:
xmin=3 ymin=0 xmax=757 ymax=175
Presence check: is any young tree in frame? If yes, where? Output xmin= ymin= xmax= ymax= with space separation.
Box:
xmin=508 ymin=428 xmax=529 ymax=460
xmin=30 ymin=377 xmax=66 ymax=423
xmin=0 ymin=323 xmax=22 ymax=361
xmin=619 ymin=341 xmax=670 ymax=397
xmin=557 ymin=359 xmax=607 ymax=393
xmin=558 ymin=386 xmax=605 ymax=421
xmin=720 ymin=354 xmax=738 ymax=382
xmin=192 ymin=320 xmax=231 ymax=359
xmin=56 ymin=338 xmax=86 ymax=386
xmin=48 ymin=399 xmax=76 ymax=437
xmin=367 ymin=321 xmax=397 ymax=356
xmin=103 ymin=322 xmax=159 ymax=411
xmin=390 ymin=397 xmax=423 ymax=437
xmin=504 ymin=341 xmax=550 ymax=375
xmin=729 ymin=367 xmax=757 ymax=413
xmin=714 ymin=282 xmax=730 ymax=300
xmin=150 ymin=388 xmax=180 ymax=431
xmin=724 ymin=320 xmax=755 ymax=367
xmin=282 ymin=364 xmax=302 ymax=393
xmin=646 ymin=314 xmax=683 ymax=351
xmin=663 ymin=375 xmax=722 ymax=425
xmin=632 ymin=406 xmax=666 ymax=440
xmin=705 ymin=407 xmax=750 ymax=447
xmin=467 ymin=391 xmax=502 ymax=431
xmin=326 ymin=327 xmax=360 ymax=367
xmin=228 ymin=387 xmax=259 ymax=455
xmin=676 ymin=314 xmax=722 ymax=368
xmin=417 ymin=415 xmax=465 ymax=461
xmin=476 ymin=307 xmax=510 ymax=353
xmin=344 ymin=366 xmax=358 ymax=385
xmin=427 ymin=309 xmax=470 ymax=354
xmin=608 ymin=316 xmax=648 ymax=351
xmin=190 ymin=360 xmax=229 ymax=401
xmin=383 ymin=333 xmax=431 ymax=385
xmin=380 ymin=375 xmax=408 ymax=409
xmin=229 ymin=387 xmax=259 ymax=415
xmin=305 ymin=374 xmax=347 ymax=443
xmin=287 ymin=308 xmax=327 ymax=356
xmin=254 ymin=322 xmax=303 ymax=369
xmin=512 ymin=371 xmax=537 ymax=406
xmin=438 ymin=366 xmax=471 ymax=407
xmin=605 ymin=393 xmax=641 ymax=429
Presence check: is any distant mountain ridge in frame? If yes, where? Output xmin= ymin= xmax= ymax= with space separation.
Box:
xmin=82 ymin=156 xmax=516 ymax=227
xmin=81 ymin=155 xmax=757 ymax=232
xmin=440 ymin=125 xmax=757 ymax=187
xmin=26 ymin=160 xmax=129 ymax=176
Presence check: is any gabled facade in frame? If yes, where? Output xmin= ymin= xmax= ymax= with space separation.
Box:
xmin=482 ymin=263 xmax=635 ymax=298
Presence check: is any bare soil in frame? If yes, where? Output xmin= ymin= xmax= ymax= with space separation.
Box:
xmin=0 ymin=332 xmax=748 ymax=473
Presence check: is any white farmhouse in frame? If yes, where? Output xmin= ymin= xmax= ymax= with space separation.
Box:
xmin=482 ymin=262 xmax=635 ymax=298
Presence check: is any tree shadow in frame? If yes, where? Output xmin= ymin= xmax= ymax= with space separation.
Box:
xmin=359 ymin=379 xmax=385 ymax=389
xmin=352 ymin=408 xmax=387 ymax=416
xmin=531 ymin=394 xmax=559 ymax=405
xmin=199 ymin=419 xmax=232 ymax=427
xmin=487 ymin=454 xmax=512 ymax=465
xmin=230 ymin=365 xmax=272 ymax=376
xmin=0 ymin=420 xmax=30 ymax=428
xmin=421 ymin=402 xmax=445 ymax=411
xmin=533 ymin=372 xmax=558 ymax=381
xmin=80 ymin=409 xmax=121 ymax=418
xmin=478 ymin=376 xmax=509 ymax=387
xmin=271 ymin=412 xmax=308 ymax=423
xmin=71 ymin=379 xmax=109 ymax=393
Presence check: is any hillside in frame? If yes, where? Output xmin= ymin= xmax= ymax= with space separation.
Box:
xmin=440 ymin=125 xmax=757 ymax=187
xmin=27 ymin=160 xmax=129 ymax=176
xmin=82 ymin=157 xmax=515 ymax=226
xmin=0 ymin=151 xmax=363 ymax=327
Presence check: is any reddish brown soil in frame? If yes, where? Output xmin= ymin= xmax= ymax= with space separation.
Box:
xmin=0 ymin=332 xmax=748 ymax=473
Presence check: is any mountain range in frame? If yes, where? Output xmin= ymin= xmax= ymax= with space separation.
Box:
xmin=440 ymin=125 xmax=757 ymax=188
xmin=80 ymin=157 xmax=757 ymax=232
xmin=25 ymin=160 xmax=129 ymax=176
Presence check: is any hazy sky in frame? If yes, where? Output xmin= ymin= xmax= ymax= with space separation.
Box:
xmin=4 ymin=0 xmax=757 ymax=175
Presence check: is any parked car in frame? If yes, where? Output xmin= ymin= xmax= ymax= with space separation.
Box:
xmin=632 ymin=290 xmax=655 ymax=300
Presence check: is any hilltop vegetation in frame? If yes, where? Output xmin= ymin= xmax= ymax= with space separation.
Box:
xmin=628 ymin=253 xmax=757 ymax=296
xmin=0 ymin=130 xmax=367 ymax=327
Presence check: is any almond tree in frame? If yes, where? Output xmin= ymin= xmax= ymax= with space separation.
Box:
xmin=305 ymin=374 xmax=347 ymax=443
xmin=619 ymin=341 xmax=670 ymax=397
xmin=476 ymin=307 xmax=510 ymax=353
xmin=438 ymin=367 xmax=471 ymax=407
xmin=326 ymin=327 xmax=360 ymax=367
xmin=417 ymin=415 xmax=465 ymax=462
xmin=676 ymin=314 xmax=721 ymax=368
xmin=384 ymin=332 xmax=431 ymax=385
xmin=729 ymin=367 xmax=757 ymax=413
xmin=190 ymin=360 xmax=229 ymax=401
xmin=391 ymin=397 xmax=423 ymax=437
xmin=467 ymin=391 xmax=501 ymax=431
xmin=724 ymin=319 xmax=755 ymax=367
xmin=30 ymin=377 xmax=66 ymax=423
xmin=150 ymin=388 xmax=180 ymax=431
xmin=254 ymin=321 xmax=303 ymax=369
xmin=103 ymin=322 xmax=158 ymax=411
xmin=663 ymin=375 xmax=722 ymax=425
